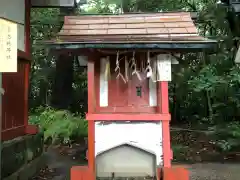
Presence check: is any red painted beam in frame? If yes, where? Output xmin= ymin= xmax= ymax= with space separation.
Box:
xmin=18 ymin=50 xmax=31 ymax=61
xmin=86 ymin=113 xmax=171 ymax=121
xmin=1 ymin=126 xmax=25 ymax=141
xmin=25 ymin=125 xmax=39 ymax=134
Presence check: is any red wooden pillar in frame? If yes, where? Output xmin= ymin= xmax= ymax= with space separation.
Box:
xmin=157 ymin=81 xmax=171 ymax=168
xmin=24 ymin=0 xmax=38 ymax=134
xmin=25 ymin=0 xmax=31 ymax=54
xmin=87 ymin=59 xmax=95 ymax=175
xmin=71 ymin=58 xmax=96 ymax=180
xmin=157 ymin=72 xmax=189 ymax=180
xmin=24 ymin=0 xmax=30 ymax=133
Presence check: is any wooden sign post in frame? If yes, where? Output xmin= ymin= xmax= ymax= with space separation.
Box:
xmin=0 ymin=17 xmax=18 ymax=178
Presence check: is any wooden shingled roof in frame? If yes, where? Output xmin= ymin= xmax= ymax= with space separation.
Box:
xmin=54 ymin=12 xmax=213 ymax=44
xmin=56 ymin=12 xmax=208 ymax=43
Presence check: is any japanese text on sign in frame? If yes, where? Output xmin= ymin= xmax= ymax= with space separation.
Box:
xmin=0 ymin=18 xmax=17 ymax=72
xmin=157 ymin=54 xmax=172 ymax=81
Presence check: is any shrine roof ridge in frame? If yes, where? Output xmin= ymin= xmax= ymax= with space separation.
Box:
xmin=46 ymin=12 xmax=217 ymax=50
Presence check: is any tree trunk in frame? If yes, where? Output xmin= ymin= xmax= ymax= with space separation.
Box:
xmin=121 ymin=0 xmax=131 ymax=13
xmin=51 ymin=54 xmax=74 ymax=109
xmin=199 ymin=52 xmax=214 ymax=122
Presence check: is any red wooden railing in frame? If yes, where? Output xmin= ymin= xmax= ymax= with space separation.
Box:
xmin=1 ymin=58 xmax=28 ymax=141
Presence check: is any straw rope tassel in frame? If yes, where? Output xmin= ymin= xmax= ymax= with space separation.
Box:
xmin=145 ymin=51 xmax=153 ymax=78
xmin=131 ymin=51 xmax=142 ymax=81
xmin=125 ymin=56 xmax=129 ymax=82
xmin=115 ymin=51 xmax=126 ymax=83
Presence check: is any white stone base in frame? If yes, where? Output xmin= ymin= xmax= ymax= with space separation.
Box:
xmin=95 ymin=121 xmax=163 ymax=177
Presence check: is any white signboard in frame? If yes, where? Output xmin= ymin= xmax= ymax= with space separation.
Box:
xmin=31 ymin=0 xmax=76 ymax=7
xmin=99 ymin=57 xmax=109 ymax=107
xmin=0 ymin=18 xmax=17 ymax=72
xmin=157 ymin=54 xmax=172 ymax=81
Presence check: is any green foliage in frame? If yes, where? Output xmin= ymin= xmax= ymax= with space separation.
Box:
xmin=29 ymin=0 xmax=240 ymax=153
xmin=29 ymin=107 xmax=88 ymax=145
xmin=172 ymin=144 xmax=189 ymax=155
xmin=209 ymin=122 xmax=240 ymax=151
xmin=188 ymin=65 xmax=226 ymax=92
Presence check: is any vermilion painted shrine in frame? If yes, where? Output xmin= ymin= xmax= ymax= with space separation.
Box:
xmin=46 ymin=12 xmax=216 ymax=180
xmin=0 ymin=1 xmax=217 ymax=180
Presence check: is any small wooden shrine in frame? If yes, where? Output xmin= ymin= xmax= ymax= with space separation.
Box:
xmin=47 ymin=12 xmax=216 ymax=180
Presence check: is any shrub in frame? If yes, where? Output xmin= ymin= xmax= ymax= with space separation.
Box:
xmin=29 ymin=106 xmax=88 ymax=145
xmin=209 ymin=122 xmax=240 ymax=152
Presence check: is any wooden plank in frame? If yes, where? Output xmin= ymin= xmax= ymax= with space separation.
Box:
xmin=86 ymin=113 xmax=171 ymax=121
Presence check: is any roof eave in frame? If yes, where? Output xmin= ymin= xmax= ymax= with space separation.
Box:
xmin=45 ymin=41 xmax=217 ymax=52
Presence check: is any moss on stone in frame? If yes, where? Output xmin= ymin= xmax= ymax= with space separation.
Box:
xmin=1 ymin=132 xmax=44 ymax=179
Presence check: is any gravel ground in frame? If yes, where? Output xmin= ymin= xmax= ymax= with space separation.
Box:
xmin=31 ymin=138 xmax=240 ymax=180
xmin=33 ymin=151 xmax=240 ymax=180
xmin=184 ymin=163 xmax=240 ymax=180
